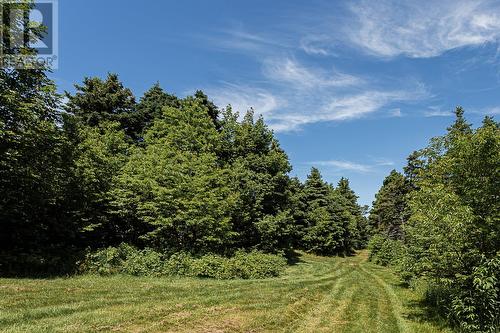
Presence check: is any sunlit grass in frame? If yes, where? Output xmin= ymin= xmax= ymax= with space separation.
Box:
xmin=0 ymin=251 xmax=452 ymax=332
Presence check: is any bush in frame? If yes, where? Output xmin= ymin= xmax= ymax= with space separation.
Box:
xmin=80 ymin=244 xmax=287 ymax=279
xmin=447 ymin=253 xmax=500 ymax=332
xmin=229 ymin=250 xmax=287 ymax=279
xmin=163 ymin=250 xmax=287 ymax=279
xmin=80 ymin=243 xmax=135 ymax=275
xmin=123 ymin=249 xmax=165 ymax=276
xmin=368 ymin=234 xmax=404 ymax=267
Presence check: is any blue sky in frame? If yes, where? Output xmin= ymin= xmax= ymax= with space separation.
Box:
xmin=52 ymin=0 xmax=500 ymax=206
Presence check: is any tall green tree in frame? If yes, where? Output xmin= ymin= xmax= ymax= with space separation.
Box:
xmin=368 ymin=170 xmax=410 ymax=239
xmin=301 ymin=168 xmax=352 ymax=255
xmin=400 ymin=109 xmax=500 ymax=331
xmin=135 ymin=83 xmax=180 ymax=136
xmin=219 ymin=107 xmax=293 ymax=250
xmin=194 ymin=90 xmax=220 ymax=130
xmin=336 ymin=178 xmax=368 ymax=248
xmin=65 ymin=73 xmax=138 ymax=139
xmin=110 ymin=98 xmax=236 ymax=253
xmin=70 ymin=122 xmax=129 ymax=246
xmin=0 ymin=2 xmax=78 ymax=274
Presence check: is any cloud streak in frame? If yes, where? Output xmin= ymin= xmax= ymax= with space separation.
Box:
xmin=207 ymin=82 xmax=282 ymax=117
xmin=206 ymin=57 xmax=428 ymax=132
xmin=299 ymin=35 xmax=336 ymax=56
xmin=345 ymin=0 xmax=500 ymax=58
xmin=424 ymin=106 xmax=454 ymax=117
xmin=306 ymin=157 xmax=395 ymax=174
xmin=263 ymin=58 xmax=363 ymax=89
xmin=265 ymin=84 xmax=427 ymax=132
xmin=309 ymin=160 xmax=373 ymax=173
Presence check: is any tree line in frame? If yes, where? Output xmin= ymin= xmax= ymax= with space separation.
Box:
xmin=0 ymin=59 xmax=368 ymax=275
xmin=368 ymin=107 xmax=499 ymax=332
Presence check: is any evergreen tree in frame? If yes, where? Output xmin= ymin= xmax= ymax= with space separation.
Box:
xmin=135 ymin=83 xmax=180 ymax=136
xmin=287 ymin=177 xmax=308 ymax=247
xmin=303 ymin=168 xmax=331 ymax=208
xmin=403 ymin=151 xmax=425 ymax=190
xmin=194 ymin=90 xmax=220 ymax=130
xmin=368 ymin=170 xmax=409 ymax=239
xmin=301 ymin=168 xmax=351 ymax=255
xmin=65 ymin=73 xmax=139 ymax=139
xmin=336 ymin=178 xmax=368 ymax=249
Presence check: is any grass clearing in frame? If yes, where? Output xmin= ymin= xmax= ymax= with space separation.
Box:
xmin=0 ymin=251 xmax=452 ymax=333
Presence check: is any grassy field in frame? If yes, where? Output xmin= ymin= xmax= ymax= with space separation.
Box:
xmin=0 ymin=251 xmax=452 ymax=333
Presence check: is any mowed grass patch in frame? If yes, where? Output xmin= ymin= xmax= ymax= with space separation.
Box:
xmin=0 ymin=251 xmax=453 ymax=333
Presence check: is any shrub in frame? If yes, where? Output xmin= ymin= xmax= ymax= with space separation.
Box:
xmin=255 ymin=212 xmax=295 ymax=253
xmin=187 ymin=254 xmax=230 ymax=279
xmin=122 ymin=249 xmax=165 ymax=276
xmin=162 ymin=252 xmax=194 ymax=276
xmin=164 ymin=250 xmax=287 ymax=279
xmin=229 ymin=250 xmax=287 ymax=279
xmin=447 ymin=253 xmax=500 ymax=332
xmin=368 ymin=234 xmax=404 ymax=267
xmin=80 ymin=244 xmax=287 ymax=279
xmin=80 ymin=243 xmax=136 ymax=275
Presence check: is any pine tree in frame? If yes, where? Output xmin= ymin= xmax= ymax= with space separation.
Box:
xmin=404 ymin=151 xmax=425 ymax=190
xmin=336 ymin=178 xmax=368 ymax=249
xmin=303 ymin=167 xmax=331 ymax=209
xmin=368 ymin=170 xmax=409 ymax=239
xmin=301 ymin=168 xmax=351 ymax=255
xmin=194 ymin=90 xmax=220 ymax=130
xmin=65 ymin=73 xmax=139 ymax=139
xmin=135 ymin=83 xmax=180 ymax=136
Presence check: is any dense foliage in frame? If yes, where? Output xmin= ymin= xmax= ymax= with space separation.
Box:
xmin=1 ymin=33 xmax=367 ymax=277
xmin=300 ymin=169 xmax=367 ymax=255
xmin=369 ymin=108 xmax=500 ymax=332
xmin=80 ymin=244 xmax=287 ymax=279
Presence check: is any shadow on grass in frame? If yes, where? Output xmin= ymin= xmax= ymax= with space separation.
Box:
xmin=404 ymin=300 xmax=454 ymax=331
xmin=394 ymin=281 xmax=456 ymax=332
xmin=284 ymin=250 xmax=305 ymax=265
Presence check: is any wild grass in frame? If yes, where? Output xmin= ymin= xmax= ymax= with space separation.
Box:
xmin=0 ymin=251 xmax=452 ymax=332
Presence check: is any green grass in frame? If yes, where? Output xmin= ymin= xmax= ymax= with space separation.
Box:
xmin=0 ymin=251 xmax=452 ymax=333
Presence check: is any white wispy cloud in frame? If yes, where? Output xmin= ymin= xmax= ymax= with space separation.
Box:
xmin=424 ymin=106 xmax=454 ymax=117
xmin=263 ymin=58 xmax=363 ymax=89
xmin=389 ymin=108 xmax=402 ymax=117
xmin=264 ymin=85 xmax=427 ymax=132
xmin=305 ymin=157 xmax=395 ymax=174
xmin=480 ymin=106 xmax=500 ymax=115
xmin=208 ymin=27 xmax=291 ymax=55
xmin=320 ymin=91 xmax=411 ymax=121
xmin=200 ymin=21 xmax=434 ymax=132
xmin=206 ymin=86 xmax=424 ymax=132
xmin=206 ymin=82 xmax=282 ymax=117
xmin=309 ymin=160 xmax=373 ymax=173
xmin=372 ymin=158 xmax=395 ymax=166
xmin=346 ymin=0 xmax=500 ymax=58
xmin=299 ymin=35 xmax=335 ymax=56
